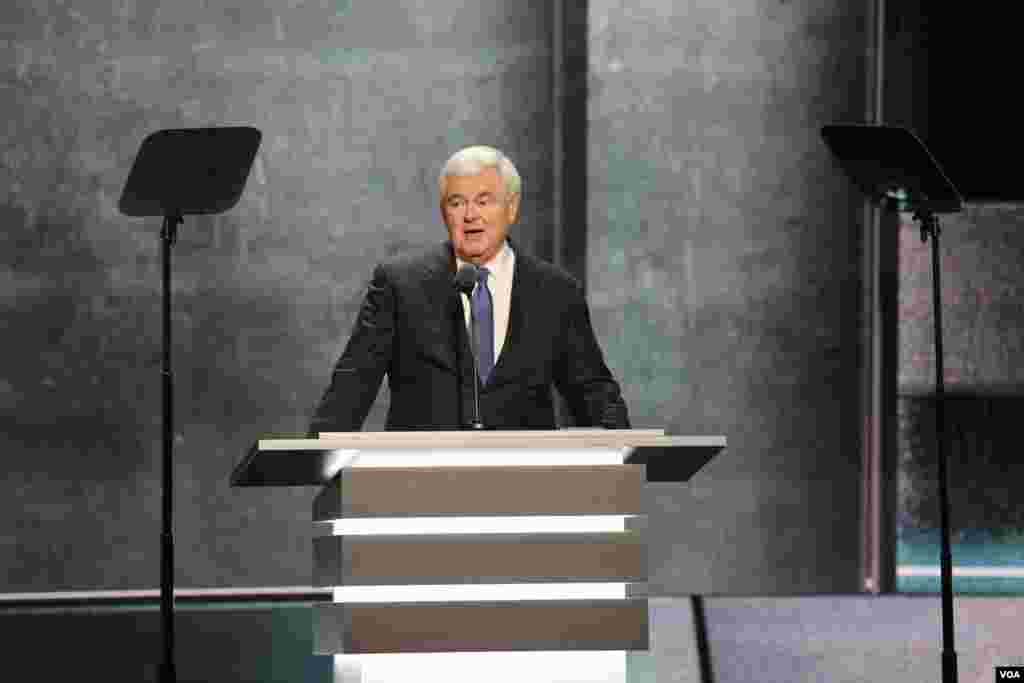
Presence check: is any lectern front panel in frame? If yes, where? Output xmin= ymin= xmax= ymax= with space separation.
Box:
xmin=312 ymin=531 xmax=646 ymax=585
xmin=315 ymin=600 xmax=649 ymax=654
xmin=312 ymin=465 xmax=644 ymax=520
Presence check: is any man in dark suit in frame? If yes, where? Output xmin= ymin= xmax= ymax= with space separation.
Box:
xmin=308 ymin=146 xmax=629 ymax=432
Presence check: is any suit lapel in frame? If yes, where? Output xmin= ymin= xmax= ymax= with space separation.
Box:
xmin=486 ymin=242 xmax=533 ymax=388
xmin=418 ymin=242 xmax=464 ymax=374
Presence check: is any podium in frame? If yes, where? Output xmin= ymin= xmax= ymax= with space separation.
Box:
xmin=232 ymin=429 xmax=726 ymax=682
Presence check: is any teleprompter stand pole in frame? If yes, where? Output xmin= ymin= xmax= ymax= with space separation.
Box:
xmin=160 ymin=214 xmax=181 ymax=683
xmin=916 ymin=209 xmax=957 ymax=683
xmin=119 ymin=127 xmax=261 ymax=683
xmin=160 ymin=214 xmax=177 ymax=682
xmin=821 ymin=124 xmax=963 ymax=683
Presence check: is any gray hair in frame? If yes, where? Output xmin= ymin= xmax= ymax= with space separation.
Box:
xmin=438 ymin=145 xmax=522 ymax=199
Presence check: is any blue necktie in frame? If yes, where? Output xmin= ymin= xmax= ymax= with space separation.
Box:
xmin=473 ymin=267 xmax=494 ymax=384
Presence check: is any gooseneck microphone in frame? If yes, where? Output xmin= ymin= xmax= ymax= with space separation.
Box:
xmin=453 ymin=264 xmax=484 ymax=429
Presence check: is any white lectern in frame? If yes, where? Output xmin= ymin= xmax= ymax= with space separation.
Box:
xmin=232 ymin=429 xmax=725 ymax=683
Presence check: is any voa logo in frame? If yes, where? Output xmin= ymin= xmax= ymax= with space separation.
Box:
xmin=999 ymin=671 xmax=1021 ymax=679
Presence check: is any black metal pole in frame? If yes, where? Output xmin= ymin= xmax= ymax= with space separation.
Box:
xmin=160 ymin=214 xmax=181 ymax=683
xmin=918 ymin=211 xmax=957 ymax=683
xmin=690 ymin=595 xmax=715 ymax=683
xmin=453 ymin=269 xmax=483 ymax=429
xmin=466 ymin=296 xmax=483 ymax=430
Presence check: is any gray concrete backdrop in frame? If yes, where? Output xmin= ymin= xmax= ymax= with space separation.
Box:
xmin=587 ymin=1 xmax=868 ymax=593
xmin=897 ymin=206 xmax=1024 ymax=535
xmin=1 ymin=0 xmax=554 ymax=591
xmin=4 ymin=0 xmax=875 ymax=595
xmin=898 ymin=207 xmax=1024 ymax=390
xmin=883 ymin=0 xmax=1024 ymax=568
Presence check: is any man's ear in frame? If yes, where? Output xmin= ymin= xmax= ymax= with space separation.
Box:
xmin=507 ymin=193 xmax=521 ymax=223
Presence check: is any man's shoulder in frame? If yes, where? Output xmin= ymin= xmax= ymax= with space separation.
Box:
xmin=376 ymin=241 xmax=450 ymax=279
xmin=514 ymin=248 xmax=583 ymax=294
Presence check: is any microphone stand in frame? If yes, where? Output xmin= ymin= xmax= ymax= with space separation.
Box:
xmin=454 ymin=267 xmax=484 ymax=429
xmin=463 ymin=288 xmax=484 ymax=430
xmin=466 ymin=304 xmax=484 ymax=430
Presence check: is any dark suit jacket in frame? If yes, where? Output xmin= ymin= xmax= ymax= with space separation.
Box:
xmin=308 ymin=240 xmax=629 ymax=432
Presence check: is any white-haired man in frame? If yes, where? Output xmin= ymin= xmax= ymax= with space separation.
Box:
xmin=309 ymin=146 xmax=629 ymax=431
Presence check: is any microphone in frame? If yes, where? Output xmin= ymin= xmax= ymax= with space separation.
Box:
xmin=453 ymin=264 xmax=484 ymax=429
xmin=453 ymin=263 xmax=478 ymax=296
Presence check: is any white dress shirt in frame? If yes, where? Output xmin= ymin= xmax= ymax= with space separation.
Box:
xmin=455 ymin=240 xmax=515 ymax=364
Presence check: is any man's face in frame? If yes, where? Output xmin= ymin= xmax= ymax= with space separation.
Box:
xmin=441 ymin=167 xmax=519 ymax=265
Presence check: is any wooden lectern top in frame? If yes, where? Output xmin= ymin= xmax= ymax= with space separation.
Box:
xmin=230 ymin=429 xmax=726 ymax=487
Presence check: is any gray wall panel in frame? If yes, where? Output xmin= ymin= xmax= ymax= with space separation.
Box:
xmin=897 ymin=206 xmax=1024 ymax=538
xmin=4 ymin=0 xmax=910 ymax=598
xmin=588 ymin=0 xmax=869 ymax=593
xmin=1 ymin=0 xmax=553 ymax=591
xmin=0 ymin=603 xmax=330 ymax=683
xmin=898 ymin=207 xmax=1024 ymax=390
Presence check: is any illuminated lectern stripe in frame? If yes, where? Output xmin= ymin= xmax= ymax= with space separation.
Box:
xmin=334 ymin=651 xmax=630 ymax=683
xmin=331 ymin=515 xmax=632 ymax=536
xmin=332 ymin=582 xmax=634 ymax=603
xmin=335 ymin=448 xmax=628 ymax=468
